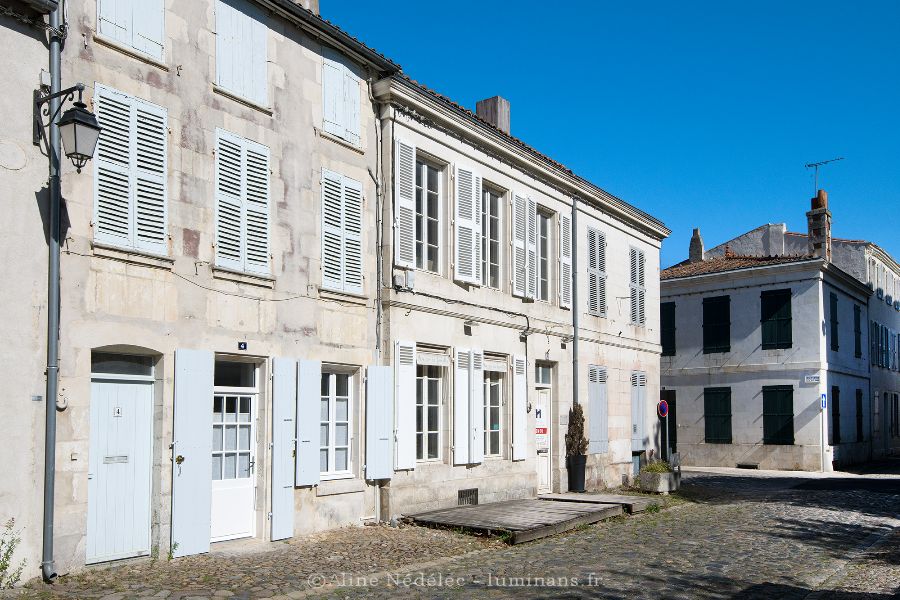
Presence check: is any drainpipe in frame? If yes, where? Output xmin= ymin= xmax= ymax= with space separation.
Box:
xmin=367 ymin=74 xmax=383 ymax=523
xmin=42 ymin=2 xmax=63 ymax=582
xmin=571 ymin=199 xmax=579 ymax=406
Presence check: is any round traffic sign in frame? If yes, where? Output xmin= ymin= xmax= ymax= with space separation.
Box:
xmin=657 ymin=399 xmax=669 ymax=418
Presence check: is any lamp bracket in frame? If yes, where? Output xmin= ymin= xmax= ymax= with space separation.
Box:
xmin=33 ymin=83 xmax=86 ymax=148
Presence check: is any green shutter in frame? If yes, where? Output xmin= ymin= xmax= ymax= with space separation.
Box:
xmin=853 ymin=305 xmax=862 ymax=358
xmin=661 ymin=302 xmax=676 ymax=356
xmin=831 ymin=386 xmax=841 ymax=445
xmin=763 ymin=386 xmax=794 ymax=445
xmin=761 ymin=289 xmax=792 ymax=350
xmin=829 ymin=293 xmax=839 ymax=351
xmin=703 ymin=387 xmax=732 ymax=444
xmin=703 ymin=296 xmax=731 ymax=354
xmin=855 ymin=389 xmax=864 ymax=442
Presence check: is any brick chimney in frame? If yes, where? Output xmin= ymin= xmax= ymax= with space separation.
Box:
xmin=806 ymin=189 xmax=832 ymax=261
xmin=476 ymin=96 xmax=510 ymax=135
xmin=296 ymin=0 xmax=319 ymax=15
xmin=688 ymin=228 xmax=704 ymax=263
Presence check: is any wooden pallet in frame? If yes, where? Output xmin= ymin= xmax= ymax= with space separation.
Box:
xmin=538 ymin=493 xmax=659 ymax=514
xmin=410 ymin=499 xmax=622 ymax=544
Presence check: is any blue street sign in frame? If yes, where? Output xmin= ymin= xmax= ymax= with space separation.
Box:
xmin=821 ymin=394 xmax=827 ymax=410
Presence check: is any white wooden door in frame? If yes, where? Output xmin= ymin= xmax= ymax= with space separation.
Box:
xmin=534 ymin=388 xmax=551 ymax=493
xmin=210 ymin=392 xmax=257 ymax=541
xmin=87 ymin=379 xmax=153 ymax=563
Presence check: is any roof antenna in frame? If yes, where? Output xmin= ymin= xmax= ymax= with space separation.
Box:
xmin=804 ymin=157 xmax=844 ymax=196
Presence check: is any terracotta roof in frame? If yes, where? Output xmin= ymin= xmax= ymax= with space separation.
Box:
xmin=661 ymin=254 xmax=817 ymax=280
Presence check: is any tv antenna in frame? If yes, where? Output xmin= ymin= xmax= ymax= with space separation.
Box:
xmin=805 ymin=157 xmax=844 ymax=195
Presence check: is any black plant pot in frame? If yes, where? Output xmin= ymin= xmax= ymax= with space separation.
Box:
xmin=566 ymin=454 xmax=587 ymax=492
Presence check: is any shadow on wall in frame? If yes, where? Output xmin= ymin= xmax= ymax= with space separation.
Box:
xmin=35 ymin=185 xmax=71 ymax=248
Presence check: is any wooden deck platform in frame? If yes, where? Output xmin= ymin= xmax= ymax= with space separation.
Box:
xmin=410 ymin=499 xmax=622 ymax=544
xmin=539 ymin=493 xmax=659 ymax=514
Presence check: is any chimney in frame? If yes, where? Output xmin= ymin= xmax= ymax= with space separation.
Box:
xmin=688 ymin=228 xmax=705 ymax=263
xmin=764 ymin=223 xmax=786 ymax=256
xmin=806 ymin=189 xmax=832 ymax=261
xmin=296 ymin=0 xmax=319 ymax=15
xmin=476 ymin=96 xmax=510 ymax=135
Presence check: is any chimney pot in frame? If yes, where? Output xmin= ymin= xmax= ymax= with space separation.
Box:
xmin=811 ymin=189 xmax=828 ymax=210
xmin=806 ymin=189 xmax=832 ymax=261
xmin=476 ymin=96 xmax=511 ymax=135
xmin=688 ymin=228 xmax=705 ymax=263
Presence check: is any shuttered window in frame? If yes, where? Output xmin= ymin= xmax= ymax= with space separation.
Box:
xmin=763 ymin=386 xmax=794 ymax=445
xmin=661 ymin=302 xmax=676 ymax=356
xmin=393 ymin=140 xmax=416 ymax=270
xmin=829 ymin=292 xmax=840 ymax=352
xmin=587 ymin=365 xmax=608 ymax=454
xmin=703 ymin=295 xmax=731 ymax=354
xmin=453 ymin=165 xmax=481 ymax=285
xmin=854 ymin=305 xmax=862 ymax=358
xmin=93 ymin=85 xmax=168 ymax=256
xmin=214 ymin=129 xmax=270 ymax=275
xmin=322 ymin=49 xmax=361 ymax=146
xmin=321 ymin=169 xmax=363 ymax=294
xmin=703 ymin=387 xmax=732 ymax=444
xmin=558 ymin=212 xmax=572 ymax=309
xmin=830 ymin=386 xmax=841 ymax=445
xmin=481 ymin=187 xmax=502 ymax=289
xmin=855 ymin=389 xmax=864 ymax=442
xmin=629 ymin=247 xmax=646 ymax=326
xmin=761 ymin=289 xmax=792 ymax=350
xmin=512 ymin=193 xmax=528 ymax=297
xmin=215 ymin=0 xmax=267 ymax=106
xmin=97 ymin=0 xmax=165 ymax=60
xmin=587 ymin=228 xmax=606 ymax=317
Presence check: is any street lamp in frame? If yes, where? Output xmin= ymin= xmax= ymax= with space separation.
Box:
xmin=34 ymin=82 xmax=101 ymax=171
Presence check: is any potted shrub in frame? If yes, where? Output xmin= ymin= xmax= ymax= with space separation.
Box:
xmin=639 ymin=460 xmax=681 ymax=494
xmin=565 ymin=403 xmax=589 ymax=492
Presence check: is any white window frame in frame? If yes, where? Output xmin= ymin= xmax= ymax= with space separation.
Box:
xmin=483 ymin=371 xmax=504 ymax=458
xmin=415 ymin=159 xmax=443 ymax=274
xmin=319 ymin=369 xmax=355 ymax=480
xmin=536 ymin=210 xmax=553 ymax=303
xmin=416 ymin=364 xmax=443 ymax=462
xmin=481 ymin=185 xmax=503 ymax=289
xmin=535 ymin=363 xmax=553 ymax=389
xmin=212 ymin=361 xmax=259 ymax=483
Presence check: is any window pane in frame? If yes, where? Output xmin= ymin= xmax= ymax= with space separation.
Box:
xmin=427 ymin=166 xmax=438 ymax=193
xmin=238 ymin=453 xmax=250 ymax=478
xmin=238 ymin=397 xmax=251 ymax=422
xmin=490 ymin=433 xmax=500 ymax=456
xmin=213 ymin=426 xmax=223 ymax=452
xmin=335 ymin=374 xmax=349 ymax=397
xmin=335 ymin=448 xmax=348 ymax=472
xmin=490 ymin=407 xmax=500 ymax=431
xmin=321 ymin=373 xmax=330 ymax=396
xmin=239 ymin=425 xmax=250 ymax=450
xmin=427 ymin=432 xmax=438 ymax=459
xmin=320 ymin=424 xmax=329 ymax=446
xmin=213 ymin=397 xmax=223 ymax=422
xmin=225 ymin=397 xmax=237 ymax=422
xmin=211 ymin=455 xmax=222 ymax=481
xmin=428 ymin=378 xmax=439 ymax=403
xmin=320 ymin=398 xmax=329 ymax=421
xmin=416 ymin=404 xmax=424 ymax=433
xmin=336 ymin=398 xmax=348 ymax=422
xmin=416 ymin=433 xmax=423 ymax=460
xmin=320 ymin=449 xmax=328 ymax=472
xmin=335 ymin=423 xmax=349 ymax=446
xmin=91 ymin=352 xmax=153 ymax=376
xmin=214 ymin=361 xmax=255 ymax=387
xmin=428 ymin=406 xmax=439 ymax=432
xmin=225 ymin=425 xmax=237 ymax=451
xmin=224 ymin=453 xmax=236 ymax=479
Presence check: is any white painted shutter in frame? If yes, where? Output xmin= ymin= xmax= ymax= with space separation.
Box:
xmin=295 ymin=359 xmax=321 ymax=487
xmin=470 ymin=349 xmax=485 ymax=464
xmin=97 ymin=0 xmax=131 ymax=47
xmin=215 ymin=0 xmax=237 ymax=97
xmin=248 ymin=6 xmax=268 ymax=106
xmin=214 ymin=130 xmax=244 ymax=271
xmin=453 ymin=348 xmax=471 ymax=465
xmin=630 ymin=248 xmax=646 ymax=325
xmin=473 ymin=175 xmax=483 ymax=285
xmin=365 ymin=366 xmax=394 ymax=480
xmin=216 ymin=0 xmax=266 ymax=105
xmin=132 ymin=0 xmax=164 ymax=60
xmin=394 ymin=139 xmax=417 ymax=270
xmin=512 ymin=355 xmax=527 ymax=461
xmin=394 ymin=341 xmax=417 ymax=470
xmin=512 ymin=193 xmax=528 ymax=297
xmin=454 ymin=165 xmax=479 ymax=285
xmin=322 ymin=54 xmax=344 ymax=138
xmin=559 ymin=212 xmax=572 ymax=309
xmin=133 ymin=100 xmax=168 ymax=255
xmin=271 ymin=357 xmax=296 ymax=541
xmin=526 ymin=197 xmax=538 ymax=299
xmin=588 ymin=228 xmax=606 ymax=317
xmin=343 ymin=176 xmax=364 ymax=294
xmin=171 ymin=349 xmax=213 ymax=558
xmin=631 ymin=372 xmax=647 ymax=452
xmin=94 ymin=86 xmax=134 ymax=248
xmin=321 ymin=169 xmax=343 ymax=290
xmin=344 ymin=71 xmax=361 ymax=146
xmin=243 ymin=140 xmax=270 ymax=275
xmin=587 ymin=366 xmax=608 ymax=454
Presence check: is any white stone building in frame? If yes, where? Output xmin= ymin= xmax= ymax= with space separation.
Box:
xmin=0 ymin=0 xmax=668 ymax=580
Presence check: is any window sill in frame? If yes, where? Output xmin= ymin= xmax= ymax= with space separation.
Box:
xmin=212 ymin=267 xmax=275 ymax=289
xmin=317 ymin=129 xmax=364 ymax=154
xmin=317 ymin=286 xmax=369 ymax=307
xmin=90 ymin=243 xmax=174 ymax=270
xmin=316 ymin=477 xmax=365 ymax=497
xmin=212 ymin=85 xmax=273 ymax=116
xmin=93 ymin=33 xmax=169 ymax=71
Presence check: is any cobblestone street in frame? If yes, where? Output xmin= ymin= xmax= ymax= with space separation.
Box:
xmin=17 ymin=465 xmax=900 ymax=599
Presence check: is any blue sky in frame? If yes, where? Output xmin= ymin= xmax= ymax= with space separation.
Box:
xmin=323 ymin=1 xmax=900 ymax=267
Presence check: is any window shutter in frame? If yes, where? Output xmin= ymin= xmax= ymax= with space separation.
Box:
xmin=98 ymin=0 xmax=131 ymax=46
xmin=512 ymin=355 xmax=527 ymax=460
xmin=512 ymin=193 xmax=528 ymax=297
xmin=526 ymin=197 xmax=537 ymax=299
xmin=453 ymin=348 xmax=471 ymax=465
xmin=243 ymin=140 xmax=270 ymax=275
xmin=133 ymin=100 xmax=168 ymax=255
xmin=393 ymin=139 xmax=417 ymax=270
xmin=295 ymin=359 xmax=321 ymax=487
xmin=248 ymin=8 xmax=267 ymax=106
xmin=132 ymin=0 xmax=165 ymax=60
xmin=216 ymin=0 xmax=266 ymax=105
xmin=473 ymin=175 xmax=483 ymax=285
xmin=321 ymin=169 xmax=344 ymax=291
xmin=631 ymin=372 xmax=646 ymax=452
xmin=453 ymin=165 xmax=479 ymax=285
xmin=470 ymin=349 xmax=485 ymax=464
xmin=322 ymin=55 xmax=344 ymax=138
xmin=630 ymin=248 xmax=646 ymax=325
xmin=394 ymin=341 xmax=417 ymax=470
xmin=365 ymin=365 xmax=394 ymax=480
xmin=94 ymin=86 xmax=134 ymax=248
xmin=215 ymin=0 xmax=237 ymax=97
xmin=342 ymin=176 xmax=364 ymax=294
xmin=214 ymin=130 xmax=244 ymax=271
xmin=271 ymin=357 xmax=297 ymax=541
xmin=343 ymin=71 xmax=361 ymax=146
xmin=587 ymin=366 xmax=608 ymax=454
xmin=559 ymin=213 xmax=572 ymax=309
xmin=587 ymin=228 xmax=606 ymax=317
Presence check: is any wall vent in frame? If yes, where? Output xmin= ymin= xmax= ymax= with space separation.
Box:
xmin=458 ymin=488 xmax=478 ymax=506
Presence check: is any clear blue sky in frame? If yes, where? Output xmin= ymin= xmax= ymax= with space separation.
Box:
xmin=323 ymin=1 xmax=900 ymax=267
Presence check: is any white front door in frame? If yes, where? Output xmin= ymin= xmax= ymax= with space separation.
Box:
xmin=87 ymin=379 xmax=153 ymax=563
xmin=535 ymin=388 xmax=551 ymax=494
xmin=210 ymin=392 xmax=257 ymax=542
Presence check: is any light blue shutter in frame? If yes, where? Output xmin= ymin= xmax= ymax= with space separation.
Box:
xmin=93 ymin=85 xmax=133 ymax=248
xmin=97 ymin=0 xmax=131 ymax=46
xmin=132 ymin=0 xmax=165 ymax=60
xmin=248 ymin=5 xmax=267 ymax=105
xmin=511 ymin=356 xmax=527 ymax=460
xmin=133 ymin=99 xmax=168 ymax=255
xmin=559 ymin=213 xmax=572 ymax=309
xmin=214 ymin=129 xmax=244 ymax=271
xmin=216 ymin=0 xmax=266 ymax=104
xmin=343 ymin=70 xmax=361 ymax=146
xmin=243 ymin=140 xmax=270 ymax=275
xmin=473 ymin=175 xmax=483 ymax=284
xmin=215 ymin=0 xmax=237 ymax=95
xmin=365 ymin=366 xmax=394 ymax=480
xmin=526 ymin=197 xmax=537 ymax=299
xmin=588 ymin=228 xmax=607 ymax=317
xmin=342 ymin=176 xmax=364 ymax=294
xmin=322 ymin=54 xmax=344 ymax=138
xmin=588 ymin=366 xmax=608 ymax=454
xmin=631 ymin=372 xmax=646 ymax=452
xmin=453 ymin=349 xmax=470 ymax=465
xmin=394 ymin=341 xmax=416 ymax=470
xmin=512 ymin=193 xmax=528 ymax=297
xmin=171 ymin=349 xmax=214 ymax=558
xmin=470 ymin=349 xmax=485 ymax=464
xmin=271 ymin=357 xmax=296 ymax=541
xmin=295 ymin=360 xmax=321 ymax=487
xmin=393 ymin=139 xmax=416 ymax=270
xmin=321 ymin=169 xmax=344 ymax=291
xmin=454 ymin=165 xmax=479 ymax=285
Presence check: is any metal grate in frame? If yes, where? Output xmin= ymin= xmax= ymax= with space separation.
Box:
xmin=458 ymin=488 xmax=478 ymax=506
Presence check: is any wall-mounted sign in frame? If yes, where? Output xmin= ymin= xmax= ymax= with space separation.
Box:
xmin=804 ymin=374 xmax=820 ymax=384
xmin=657 ymin=399 xmax=669 ymax=418
xmin=821 ymin=394 xmax=827 ymax=410
xmin=238 ymin=342 xmax=248 ymax=351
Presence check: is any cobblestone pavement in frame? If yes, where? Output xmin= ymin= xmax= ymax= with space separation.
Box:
xmin=16 ymin=463 xmax=900 ymax=599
